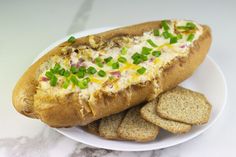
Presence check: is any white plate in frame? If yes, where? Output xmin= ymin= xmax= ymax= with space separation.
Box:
xmin=35 ymin=27 xmax=227 ymax=151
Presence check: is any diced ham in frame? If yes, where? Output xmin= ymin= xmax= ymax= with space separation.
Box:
xmin=41 ymin=77 xmax=49 ymax=81
xmin=110 ymin=71 xmax=121 ymax=78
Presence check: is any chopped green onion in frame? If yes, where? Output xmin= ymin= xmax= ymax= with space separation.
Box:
xmin=70 ymin=75 xmax=78 ymax=85
xmin=132 ymin=52 xmax=148 ymax=64
xmin=96 ymin=62 xmax=103 ymax=68
xmin=137 ymin=67 xmax=146 ymax=74
xmin=121 ymin=47 xmax=128 ymax=55
xmin=63 ymin=70 xmax=70 ymax=77
xmin=67 ymin=36 xmax=76 ymax=43
xmin=87 ymin=66 xmax=97 ymax=74
xmin=50 ymin=68 xmax=56 ymax=74
xmin=79 ymin=66 xmax=86 ymax=72
xmin=118 ymin=56 xmax=127 ymax=63
xmin=162 ymin=31 xmax=173 ymax=39
xmin=58 ymin=68 xmax=65 ymax=76
xmin=78 ymin=82 xmax=86 ymax=89
xmin=147 ymin=39 xmax=157 ymax=47
xmin=54 ymin=63 xmax=60 ymax=69
xmin=62 ymin=79 xmax=70 ymax=89
xmin=186 ymin=22 xmax=196 ymax=28
xmin=170 ymin=36 xmax=178 ymax=44
xmin=133 ymin=58 xmax=142 ymax=64
xmin=77 ymin=70 xmax=85 ymax=78
xmin=131 ymin=52 xmax=140 ymax=60
xmin=161 ymin=20 xmax=170 ymax=31
xmin=50 ymin=63 xmax=61 ymax=74
xmin=95 ymin=57 xmax=103 ymax=68
xmin=177 ymin=34 xmax=183 ymax=39
xmin=77 ymin=66 xmax=86 ymax=78
xmin=95 ymin=57 xmax=102 ymax=63
xmin=70 ymin=66 xmax=78 ymax=74
xmin=104 ymin=56 xmax=113 ymax=63
xmin=53 ymin=63 xmax=61 ymax=73
xmin=153 ymin=29 xmax=160 ymax=36
xmin=140 ymin=54 xmax=148 ymax=61
xmin=98 ymin=70 xmax=106 ymax=77
xmin=45 ymin=71 xmax=54 ymax=79
xmin=84 ymin=77 xmax=90 ymax=83
xmin=177 ymin=22 xmax=197 ymax=31
xmin=78 ymin=78 xmax=89 ymax=89
xmin=152 ymin=51 xmax=161 ymax=57
xmin=187 ymin=34 xmax=195 ymax=41
xmin=107 ymin=60 xmax=115 ymax=66
xmin=141 ymin=47 xmax=152 ymax=55
xmin=112 ymin=62 xmax=120 ymax=69
xmin=177 ymin=26 xmax=187 ymax=30
xmin=50 ymin=75 xmax=58 ymax=86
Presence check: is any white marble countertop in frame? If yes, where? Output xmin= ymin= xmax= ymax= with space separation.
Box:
xmin=1 ymin=0 xmax=236 ymax=156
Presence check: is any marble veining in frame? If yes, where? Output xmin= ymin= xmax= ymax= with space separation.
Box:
xmin=0 ymin=127 xmax=61 ymax=157
xmin=0 ymin=126 xmax=183 ymax=157
xmin=70 ymin=144 xmax=114 ymax=157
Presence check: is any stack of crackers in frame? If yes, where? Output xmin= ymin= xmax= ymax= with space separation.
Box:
xmin=84 ymin=86 xmax=212 ymax=142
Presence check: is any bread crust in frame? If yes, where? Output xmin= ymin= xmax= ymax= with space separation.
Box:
xmin=12 ymin=20 xmax=212 ymax=127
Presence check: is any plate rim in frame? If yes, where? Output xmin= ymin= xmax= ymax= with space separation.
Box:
xmin=35 ymin=27 xmax=228 ymax=151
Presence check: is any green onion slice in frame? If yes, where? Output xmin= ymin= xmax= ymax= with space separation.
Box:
xmin=70 ymin=75 xmax=78 ymax=85
xmin=63 ymin=70 xmax=70 ymax=77
xmin=50 ymin=75 xmax=58 ymax=86
xmin=177 ymin=22 xmax=197 ymax=31
xmin=58 ymin=68 xmax=65 ymax=76
xmin=104 ymin=56 xmax=113 ymax=63
xmin=161 ymin=20 xmax=170 ymax=31
xmin=120 ymin=47 xmax=128 ymax=55
xmin=53 ymin=63 xmax=61 ymax=73
xmin=141 ymin=47 xmax=152 ymax=55
xmin=152 ymin=51 xmax=161 ymax=57
xmin=118 ymin=56 xmax=127 ymax=63
xmin=140 ymin=54 xmax=148 ymax=61
xmin=70 ymin=66 xmax=78 ymax=74
xmin=153 ymin=29 xmax=160 ymax=36
xmin=107 ymin=60 xmax=115 ymax=66
xmin=187 ymin=34 xmax=195 ymax=41
xmin=133 ymin=58 xmax=142 ymax=64
xmin=45 ymin=71 xmax=54 ymax=79
xmin=112 ymin=62 xmax=120 ymax=69
xmin=137 ymin=67 xmax=146 ymax=74
xmin=78 ymin=79 xmax=89 ymax=89
xmin=62 ymin=79 xmax=70 ymax=89
xmin=131 ymin=52 xmax=140 ymax=60
xmin=162 ymin=31 xmax=173 ymax=39
xmin=177 ymin=34 xmax=183 ymax=39
xmin=77 ymin=70 xmax=85 ymax=78
xmin=95 ymin=57 xmax=103 ymax=68
xmin=98 ymin=70 xmax=106 ymax=77
xmin=67 ymin=36 xmax=76 ymax=43
xmin=170 ymin=36 xmax=178 ymax=44
xmin=147 ymin=39 xmax=157 ymax=47
xmin=87 ymin=66 xmax=97 ymax=74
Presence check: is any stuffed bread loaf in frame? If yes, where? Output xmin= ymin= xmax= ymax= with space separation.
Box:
xmin=12 ymin=20 xmax=212 ymax=127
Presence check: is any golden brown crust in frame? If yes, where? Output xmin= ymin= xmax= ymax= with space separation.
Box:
xmin=159 ymin=25 xmax=212 ymax=91
xmin=12 ymin=20 xmax=212 ymax=127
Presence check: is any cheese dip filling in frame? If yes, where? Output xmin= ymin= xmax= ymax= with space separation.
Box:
xmin=38 ymin=20 xmax=203 ymax=101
